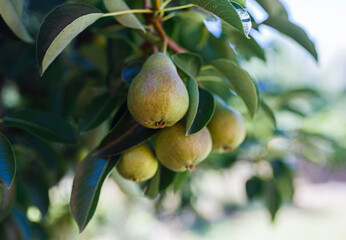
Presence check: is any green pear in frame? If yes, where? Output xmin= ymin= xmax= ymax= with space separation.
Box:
xmin=117 ymin=143 xmax=158 ymax=183
xmin=127 ymin=52 xmax=189 ymax=129
xmin=155 ymin=122 xmax=212 ymax=172
xmin=208 ymin=99 xmax=246 ymax=153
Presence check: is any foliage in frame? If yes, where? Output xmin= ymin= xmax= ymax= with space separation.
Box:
xmin=0 ymin=0 xmax=341 ymax=238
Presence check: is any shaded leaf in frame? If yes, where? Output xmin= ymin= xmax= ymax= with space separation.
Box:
xmin=121 ymin=59 xmax=145 ymax=84
xmin=37 ymin=3 xmax=103 ymax=75
xmin=199 ymin=80 xmax=235 ymax=105
xmin=263 ymin=16 xmax=318 ymax=60
xmin=0 ymin=184 xmax=16 ymax=222
xmin=94 ymin=110 xmax=158 ymax=157
xmin=10 ymin=207 xmax=32 ymax=240
xmin=159 ymin=166 xmax=176 ymax=192
xmin=261 ymin=100 xmax=277 ymax=128
xmin=264 ymin=179 xmax=282 ymax=221
xmin=245 ymin=176 xmax=263 ymax=200
xmin=191 ymin=0 xmax=251 ymax=37
xmin=0 ymin=134 xmax=16 ymax=189
xmin=185 ymin=78 xmax=199 ymax=135
xmin=212 ymin=59 xmax=259 ymax=117
xmin=3 ymin=109 xmax=78 ymax=144
xmin=172 ymin=52 xmax=202 ymax=78
xmin=145 ymin=166 xmax=160 ymax=199
xmin=70 ymin=156 xmax=118 ymax=232
xmin=79 ymin=94 xmax=124 ymax=132
xmin=173 ymin=171 xmax=189 ymax=193
xmin=103 ymin=0 xmax=145 ymax=32
xmin=187 ymin=88 xmax=215 ymax=135
xmin=0 ymin=0 xmax=33 ymax=43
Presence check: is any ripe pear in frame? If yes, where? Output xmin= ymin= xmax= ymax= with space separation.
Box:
xmin=117 ymin=143 xmax=158 ymax=183
xmin=155 ymin=122 xmax=212 ymax=172
xmin=208 ymin=99 xmax=246 ymax=153
xmin=127 ymin=52 xmax=189 ymax=129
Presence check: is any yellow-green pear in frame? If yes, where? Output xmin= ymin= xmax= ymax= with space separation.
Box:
xmin=127 ymin=52 xmax=189 ymax=129
xmin=117 ymin=143 xmax=158 ymax=183
xmin=208 ymin=99 xmax=246 ymax=153
xmin=155 ymin=122 xmax=212 ymax=172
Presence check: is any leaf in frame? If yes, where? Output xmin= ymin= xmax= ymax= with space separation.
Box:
xmin=199 ymin=80 xmax=235 ymax=105
xmin=10 ymin=207 xmax=32 ymax=240
xmin=212 ymin=59 xmax=259 ymax=117
xmin=261 ymin=100 xmax=276 ymax=128
xmin=263 ymin=16 xmax=318 ymax=60
xmin=173 ymin=171 xmax=189 ymax=193
xmin=36 ymin=3 xmax=103 ymax=75
xmin=103 ymin=0 xmax=145 ymax=32
xmin=70 ymin=156 xmax=118 ymax=232
xmin=185 ymin=78 xmax=200 ymax=135
xmin=0 ymin=134 xmax=16 ymax=189
xmin=256 ymin=0 xmax=288 ymax=18
xmin=159 ymin=166 xmax=177 ymax=192
xmin=79 ymin=94 xmax=124 ymax=132
xmin=94 ymin=110 xmax=158 ymax=157
xmin=3 ymin=109 xmax=78 ymax=144
xmin=187 ymin=88 xmax=215 ymax=135
xmin=191 ymin=0 xmax=251 ymax=37
xmin=264 ymin=179 xmax=282 ymax=221
xmin=172 ymin=52 xmax=202 ymax=78
xmin=0 ymin=184 xmax=15 ymax=221
xmin=245 ymin=176 xmax=263 ymax=200
xmin=145 ymin=166 xmax=160 ymax=199
xmin=0 ymin=0 xmax=33 ymax=43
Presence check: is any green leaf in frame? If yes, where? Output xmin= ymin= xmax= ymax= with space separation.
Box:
xmin=79 ymin=94 xmax=124 ymax=132
xmin=36 ymin=3 xmax=103 ymax=75
xmin=264 ymin=179 xmax=282 ymax=221
xmin=0 ymin=134 xmax=16 ymax=189
xmin=256 ymin=0 xmax=288 ymax=18
xmin=0 ymin=0 xmax=33 ymax=43
xmin=191 ymin=0 xmax=251 ymax=37
xmin=3 ymin=109 xmax=78 ymax=144
xmin=261 ymin=100 xmax=276 ymax=128
xmin=245 ymin=176 xmax=263 ymax=200
xmin=70 ymin=156 xmax=118 ymax=232
xmin=212 ymin=59 xmax=259 ymax=117
xmin=10 ymin=207 xmax=32 ymax=240
xmin=159 ymin=166 xmax=176 ymax=192
xmin=0 ymin=184 xmax=15 ymax=221
xmin=185 ymin=78 xmax=199 ymax=135
xmin=173 ymin=171 xmax=189 ymax=193
xmin=145 ymin=166 xmax=160 ymax=199
xmin=103 ymin=0 xmax=145 ymax=32
xmin=199 ymin=80 xmax=235 ymax=105
xmin=94 ymin=110 xmax=158 ymax=157
xmin=172 ymin=52 xmax=202 ymax=78
xmin=263 ymin=16 xmax=318 ymax=60
xmin=187 ymin=88 xmax=215 ymax=135
xmin=11 ymin=0 xmax=24 ymax=18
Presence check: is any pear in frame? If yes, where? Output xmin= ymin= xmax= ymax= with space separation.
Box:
xmin=127 ymin=53 xmax=189 ymax=129
xmin=208 ymin=99 xmax=246 ymax=153
xmin=117 ymin=143 xmax=158 ymax=183
xmin=155 ymin=122 xmax=212 ymax=172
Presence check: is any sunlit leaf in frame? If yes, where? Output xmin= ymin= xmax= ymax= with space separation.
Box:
xmin=256 ymin=0 xmax=288 ymax=18
xmin=103 ymin=0 xmax=145 ymax=32
xmin=199 ymin=80 xmax=235 ymax=105
xmin=261 ymin=100 xmax=277 ymax=128
xmin=94 ymin=110 xmax=158 ymax=157
xmin=212 ymin=59 xmax=259 ymax=117
xmin=3 ymin=109 xmax=78 ymax=144
xmin=70 ymin=156 xmax=118 ymax=232
xmin=191 ymin=0 xmax=251 ymax=37
xmin=37 ymin=3 xmax=103 ymax=75
xmin=0 ymin=134 xmax=16 ymax=189
xmin=0 ymin=0 xmax=33 ymax=43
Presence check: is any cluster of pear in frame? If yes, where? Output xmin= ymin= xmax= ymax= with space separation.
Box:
xmin=116 ymin=53 xmax=246 ymax=183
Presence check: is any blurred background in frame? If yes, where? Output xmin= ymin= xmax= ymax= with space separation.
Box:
xmin=1 ymin=0 xmax=346 ymax=239
xmin=42 ymin=0 xmax=346 ymax=239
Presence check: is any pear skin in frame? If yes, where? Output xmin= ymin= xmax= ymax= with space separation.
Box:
xmin=155 ymin=122 xmax=212 ymax=172
xmin=208 ymin=99 xmax=246 ymax=153
xmin=127 ymin=53 xmax=189 ymax=129
xmin=117 ymin=143 xmax=158 ymax=183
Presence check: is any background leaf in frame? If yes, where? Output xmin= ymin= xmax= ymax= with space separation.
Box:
xmin=256 ymin=0 xmax=288 ymax=17
xmin=172 ymin=52 xmax=202 ymax=78
xmin=103 ymin=0 xmax=145 ymax=32
xmin=212 ymin=59 xmax=259 ymax=117
xmin=94 ymin=110 xmax=158 ymax=157
xmin=187 ymin=88 xmax=215 ymax=135
xmin=0 ymin=134 xmax=16 ymax=189
xmin=145 ymin=166 xmax=160 ymax=199
xmin=263 ymin=16 xmax=318 ymax=60
xmin=70 ymin=156 xmax=118 ymax=232
xmin=0 ymin=0 xmax=33 ymax=43
xmin=185 ymin=78 xmax=199 ymax=135
xmin=261 ymin=100 xmax=277 ymax=128
xmin=3 ymin=109 xmax=78 ymax=144
xmin=36 ymin=3 xmax=103 ymax=75
xmin=173 ymin=171 xmax=189 ymax=193
xmin=191 ymin=0 xmax=251 ymax=37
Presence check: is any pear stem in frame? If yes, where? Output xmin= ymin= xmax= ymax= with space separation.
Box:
xmin=152 ymin=19 xmax=168 ymax=54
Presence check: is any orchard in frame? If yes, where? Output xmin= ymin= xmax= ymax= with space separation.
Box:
xmin=1 ymin=0 xmax=342 ymax=239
